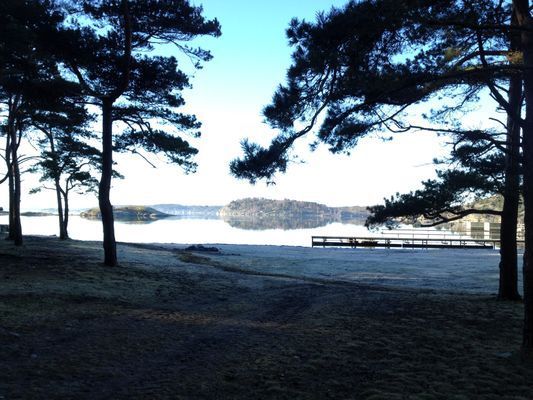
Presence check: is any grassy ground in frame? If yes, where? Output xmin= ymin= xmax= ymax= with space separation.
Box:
xmin=0 ymin=236 xmax=532 ymax=399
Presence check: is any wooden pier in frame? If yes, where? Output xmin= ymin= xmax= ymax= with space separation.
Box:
xmin=311 ymin=235 xmax=501 ymax=249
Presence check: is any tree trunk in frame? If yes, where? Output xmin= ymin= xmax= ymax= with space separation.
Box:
xmin=6 ymin=141 xmax=14 ymax=242
xmin=55 ymin=178 xmax=67 ymax=240
xmin=7 ymin=173 xmax=15 ymax=241
xmin=11 ymin=150 xmax=22 ymax=246
xmin=498 ymin=70 xmax=522 ymax=301
xmin=99 ymin=99 xmax=117 ymax=266
xmin=49 ymin=135 xmax=67 ymax=240
xmin=4 ymin=135 xmax=13 ymax=240
xmin=7 ymin=108 xmax=22 ymax=246
xmin=516 ymin=0 xmax=533 ymax=356
xmin=522 ymin=81 xmax=533 ymax=354
xmin=63 ymin=188 xmax=70 ymax=238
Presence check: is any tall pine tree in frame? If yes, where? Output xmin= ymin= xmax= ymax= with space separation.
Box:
xmin=230 ymin=0 xmax=533 ymax=354
xmin=0 ymin=0 xmax=64 ymax=245
xmin=57 ymin=0 xmax=221 ymax=266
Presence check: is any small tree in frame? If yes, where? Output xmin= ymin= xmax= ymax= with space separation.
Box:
xmin=23 ymin=78 xmax=96 ymax=239
xmin=30 ymin=135 xmax=100 ymax=239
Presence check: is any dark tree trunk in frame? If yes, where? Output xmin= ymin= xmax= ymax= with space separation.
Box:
xmin=6 ymin=149 xmax=14 ymax=242
xmin=11 ymin=150 xmax=22 ymax=246
xmin=99 ymin=99 xmax=117 ymax=266
xmin=63 ymin=189 xmax=70 ymax=237
xmin=522 ymin=82 xmax=533 ymax=354
xmin=5 ymin=115 xmax=14 ymax=241
xmin=7 ymin=107 xmax=22 ymax=246
xmin=516 ymin=0 xmax=533 ymax=356
xmin=7 ymin=174 xmax=15 ymax=241
xmin=55 ymin=178 xmax=67 ymax=240
xmin=498 ymin=71 xmax=522 ymax=301
xmin=4 ymin=133 xmax=10 ymax=241
xmin=49 ymin=135 xmax=68 ymax=240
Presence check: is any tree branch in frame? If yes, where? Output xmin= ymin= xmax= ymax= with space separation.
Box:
xmin=110 ymin=0 xmax=133 ymax=100
xmin=476 ymin=31 xmax=525 ymax=128
xmin=419 ymin=207 xmax=502 ymax=227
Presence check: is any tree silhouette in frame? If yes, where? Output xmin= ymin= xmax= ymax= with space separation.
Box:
xmin=367 ymin=171 xmax=504 ymax=228
xmin=230 ymin=0 xmax=533 ymax=354
xmin=57 ymin=0 xmax=221 ymax=266
xmin=0 ymin=0 xmax=63 ymax=245
xmin=28 ymin=96 xmax=99 ymax=239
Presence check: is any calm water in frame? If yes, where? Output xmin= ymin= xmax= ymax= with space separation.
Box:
xmin=0 ymin=215 xmax=380 ymax=247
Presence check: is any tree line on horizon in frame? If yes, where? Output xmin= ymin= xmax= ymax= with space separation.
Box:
xmin=230 ymin=0 xmax=533 ymax=356
xmin=3 ymin=0 xmax=533 ymax=357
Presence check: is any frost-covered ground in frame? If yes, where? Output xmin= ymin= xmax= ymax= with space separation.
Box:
xmin=179 ymin=244 xmax=522 ymax=295
xmin=3 ymin=237 xmax=532 ymax=399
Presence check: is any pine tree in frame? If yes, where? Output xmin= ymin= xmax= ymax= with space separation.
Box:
xmin=27 ymin=91 xmax=99 ymax=239
xmin=0 ymin=0 xmax=64 ymax=245
xmin=230 ymin=0 xmax=533 ymax=354
xmin=57 ymin=0 xmax=221 ymax=266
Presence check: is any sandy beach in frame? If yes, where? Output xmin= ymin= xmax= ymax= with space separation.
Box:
xmin=1 ymin=236 xmax=532 ymax=399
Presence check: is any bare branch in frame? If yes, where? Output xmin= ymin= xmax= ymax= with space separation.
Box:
xmin=420 ymin=208 xmax=502 ymax=227
xmin=132 ymin=149 xmax=156 ymax=168
xmin=476 ymin=31 xmax=525 ymax=127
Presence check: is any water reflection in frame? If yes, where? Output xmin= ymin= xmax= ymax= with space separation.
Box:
xmin=222 ymin=215 xmax=367 ymax=230
xmin=0 ymin=215 xmax=372 ymax=247
xmin=119 ymin=219 xmax=160 ymax=225
xmin=1 ymin=213 xmax=514 ymax=248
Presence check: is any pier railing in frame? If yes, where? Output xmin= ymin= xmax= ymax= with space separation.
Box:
xmin=311 ymin=235 xmax=506 ymax=249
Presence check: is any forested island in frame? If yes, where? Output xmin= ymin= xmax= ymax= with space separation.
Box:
xmin=220 ymin=198 xmax=367 ymax=219
xmin=219 ymin=198 xmax=368 ymax=230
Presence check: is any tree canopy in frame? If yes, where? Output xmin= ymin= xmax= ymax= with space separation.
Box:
xmin=0 ymin=0 xmax=67 ymax=245
xmin=366 ymin=123 xmax=513 ymax=228
xmin=230 ymin=0 xmax=515 ymax=182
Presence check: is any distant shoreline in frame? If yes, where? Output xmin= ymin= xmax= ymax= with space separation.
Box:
xmin=0 ymin=211 xmax=56 ymax=217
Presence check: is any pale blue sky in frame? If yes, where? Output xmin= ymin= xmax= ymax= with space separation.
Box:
xmin=15 ymin=0 xmax=473 ymax=210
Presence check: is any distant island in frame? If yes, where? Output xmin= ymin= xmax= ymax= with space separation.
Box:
xmin=219 ymin=198 xmax=368 ymax=230
xmin=81 ymin=206 xmax=170 ymax=221
xmin=219 ymin=198 xmax=367 ymax=218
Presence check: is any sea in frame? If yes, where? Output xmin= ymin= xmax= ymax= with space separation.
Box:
xmin=0 ymin=214 xmax=480 ymax=247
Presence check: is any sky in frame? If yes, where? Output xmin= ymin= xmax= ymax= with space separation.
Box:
xmin=4 ymin=0 xmax=493 ymax=211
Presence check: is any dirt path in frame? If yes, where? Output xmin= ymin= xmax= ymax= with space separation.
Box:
xmin=0 ymin=236 xmax=532 ymax=399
